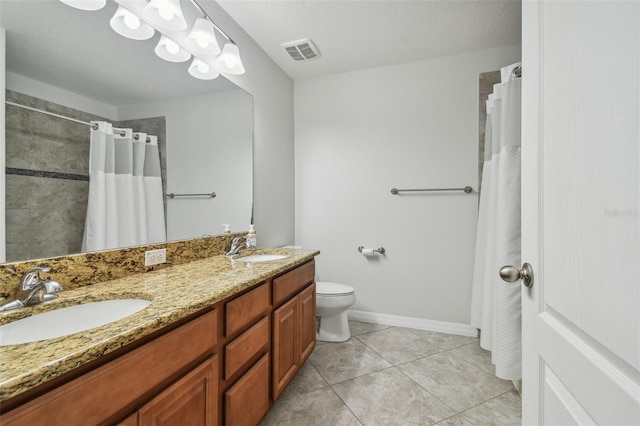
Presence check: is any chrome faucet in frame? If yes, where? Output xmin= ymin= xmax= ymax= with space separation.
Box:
xmin=226 ymin=236 xmax=246 ymax=257
xmin=0 ymin=266 xmax=63 ymax=312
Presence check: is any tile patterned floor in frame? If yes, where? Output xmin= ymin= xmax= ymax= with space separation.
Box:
xmin=261 ymin=320 xmax=521 ymax=426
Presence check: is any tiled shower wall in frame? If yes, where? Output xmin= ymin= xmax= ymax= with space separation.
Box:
xmin=5 ymin=90 xmax=166 ymax=262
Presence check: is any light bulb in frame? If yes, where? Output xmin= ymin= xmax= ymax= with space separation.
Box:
xmin=158 ymin=8 xmax=174 ymax=21
xmin=143 ymin=0 xmax=187 ymax=31
xmin=166 ymin=39 xmax=179 ymax=55
xmin=155 ymin=36 xmax=191 ymax=63
xmin=185 ymin=18 xmax=220 ymax=56
xmin=214 ymin=43 xmax=245 ymax=75
xmin=189 ymin=58 xmax=219 ymax=80
xmin=110 ymin=6 xmax=154 ymax=40
xmin=123 ymin=13 xmax=140 ymax=30
xmin=223 ymin=56 xmax=236 ymax=68
xmin=196 ymin=36 xmax=208 ymax=49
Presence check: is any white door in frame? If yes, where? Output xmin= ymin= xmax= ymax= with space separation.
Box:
xmin=520 ymin=1 xmax=640 ymax=424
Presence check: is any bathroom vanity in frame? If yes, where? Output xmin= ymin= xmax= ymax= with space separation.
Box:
xmin=0 ymin=249 xmax=318 ymax=425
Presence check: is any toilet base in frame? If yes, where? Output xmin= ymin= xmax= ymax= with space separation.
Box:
xmin=317 ymin=311 xmax=351 ymax=342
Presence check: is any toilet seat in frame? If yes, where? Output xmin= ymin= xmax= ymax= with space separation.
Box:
xmin=316 ymin=282 xmax=354 ymax=296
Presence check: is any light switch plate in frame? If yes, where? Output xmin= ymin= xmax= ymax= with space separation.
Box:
xmin=145 ymin=248 xmax=166 ymax=266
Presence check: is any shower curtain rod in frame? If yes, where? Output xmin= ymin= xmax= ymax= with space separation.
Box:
xmin=5 ymin=101 xmax=153 ymax=143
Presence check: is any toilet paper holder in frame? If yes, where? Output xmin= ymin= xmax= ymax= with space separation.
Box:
xmin=358 ymin=246 xmax=386 ymax=255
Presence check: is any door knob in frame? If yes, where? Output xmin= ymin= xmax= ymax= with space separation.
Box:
xmin=499 ymin=263 xmax=534 ymax=288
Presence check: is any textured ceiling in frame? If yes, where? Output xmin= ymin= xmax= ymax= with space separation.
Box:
xmin=216 ymin=0 xmax=522 ymax=80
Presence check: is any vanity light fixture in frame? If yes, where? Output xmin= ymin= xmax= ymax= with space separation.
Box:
xmin=60 ymin=0 xmax=106 ymax=11
xmin=185 ymin=18 xmax=221 ymax=56
xmin=58 ymin=0 xmax=246 ymax=80
xmin=188 ymin=58 xmax=220 ymax=80
xmin=215 ymin=42 xmax=245 ymax=75
xmin=143 ymin=0 xmax=187 ymax=32
xmin=155 ymin=35 xmax=192 ymax=62
xmin=110 ymin=6 xmax=155 ymax=40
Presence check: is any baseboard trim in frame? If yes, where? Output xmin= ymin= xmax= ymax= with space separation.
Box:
xmin=347 ymin=310 xmax=478 ymax=337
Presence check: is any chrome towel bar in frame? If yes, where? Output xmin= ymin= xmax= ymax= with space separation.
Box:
xmin=165 ymin=192 xmax=216 ymax=199
xmin=390 ymin=186 xmax=473 ymax=195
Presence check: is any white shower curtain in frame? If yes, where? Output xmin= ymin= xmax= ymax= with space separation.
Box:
xmin=470 ymin=63 xmax=522 ymax=380
xmin=82 ymin=122 xmax=166 ymax=252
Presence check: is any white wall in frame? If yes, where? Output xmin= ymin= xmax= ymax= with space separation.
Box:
xmin=119 ymin=90 xmax=253 ymax=239
xmin=202 ymin=2 xmax=295 ymax=247
xmin=6 ymin=72 xmax=118 ymax=120
xmin=295 ymin=45 xmax=521 ymax=326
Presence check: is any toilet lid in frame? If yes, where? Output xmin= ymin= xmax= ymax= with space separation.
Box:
xmin=316 ymin=281 xmax=354 ymax=296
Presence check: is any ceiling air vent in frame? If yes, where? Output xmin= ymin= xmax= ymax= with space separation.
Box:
xmin=281 ymin=38 xmax=321 ymax=61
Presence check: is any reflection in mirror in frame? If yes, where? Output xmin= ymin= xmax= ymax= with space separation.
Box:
xmin=1 ymin=0 xmax=253 ymax=262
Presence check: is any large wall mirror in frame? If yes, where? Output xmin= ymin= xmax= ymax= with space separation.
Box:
xmin=1 ymin=0 xmax=253 ymax=262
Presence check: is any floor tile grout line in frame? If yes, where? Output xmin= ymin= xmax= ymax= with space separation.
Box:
xmin=393 ymin=363 xmax=461 ymax=416
xmin=355 ymin=324 xmax=484 ymax=364
xmin=349 ymin=323 xmax=392 ymax=338
xmin=301 ymin=325 xmax=520 ymax=425
xmin=381 ymin=323 xmax=480 ymax=350
xmin=353 ymin=333 xmax=452 ymax=366
xmin=391 ymin=345 xmax=517 ymax=416
xmin=442 ymin=341 xmax=505 ymax=378
xmin=449 ymin=387 xmax=522 ymax=424
xmin=326 ymin=383 xmax=366 ymax=425
xmin=320 ymin=363 xmax=397 ymax=387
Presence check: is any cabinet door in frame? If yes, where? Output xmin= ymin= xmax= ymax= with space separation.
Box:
xmin=139 ymin=356 xmax=218 ymax=426
xmin=299 ymin=283 xmax=316 ymax=363
xmin=224 ymin=354 xmax=270 ymax=426
xmin=272 ymin=296 xmax=299 ymax=400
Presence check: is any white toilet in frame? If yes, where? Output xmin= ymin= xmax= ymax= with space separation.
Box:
xmin=316 ymin=282 xmax=356 ymax=342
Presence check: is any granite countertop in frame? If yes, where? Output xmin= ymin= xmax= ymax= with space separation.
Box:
xmin=0 ymin=248 xmax=319 ymax=403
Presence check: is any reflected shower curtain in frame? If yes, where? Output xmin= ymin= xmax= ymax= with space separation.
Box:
xmin=82 ymin=122 xmax=166 ymax=252
xmin=470 ymin=63 xmax=522 ymax=380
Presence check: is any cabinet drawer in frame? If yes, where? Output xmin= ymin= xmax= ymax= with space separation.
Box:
xmin=224 ymin=316 xmax=270 ymax=380
xmin=1 ymin=309 xmax=217 ymax=426
xmin=272 ymin=260 xmax=315 ymax=307
xmin=225 ymin=282 xmax=270 ymax=337
xmin=224 ymin=354 xmax=270 ymax=426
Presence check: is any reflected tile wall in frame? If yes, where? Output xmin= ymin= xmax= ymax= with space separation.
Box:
xmin=5 ymin=90 xmax=166 ymax=262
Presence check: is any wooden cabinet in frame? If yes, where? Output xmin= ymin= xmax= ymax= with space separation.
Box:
xmin=299 ymin=284 xmax=317 ymax=362
xmin=272 ymin=261 xmax=316 ymax=401
xmin=1 ymin=309 xmax=218 ymax=426
xmin=273 ymin=296 xmax=299 ymax=397
xmin=221 ymin=283 xmax=271 ymax=425
xmin=224 ymin=354 xmax=270 ymax=426
xmin=139 ymin=356 xmax=218 ymax=426
xmin=1 ymin=258 xmax=318 ymax=426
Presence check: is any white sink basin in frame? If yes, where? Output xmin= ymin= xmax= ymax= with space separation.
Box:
xmin=236 ymin=254 xmax=288 ymax=263
xmin=0 ymin=299 xmax=151 ymax=346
